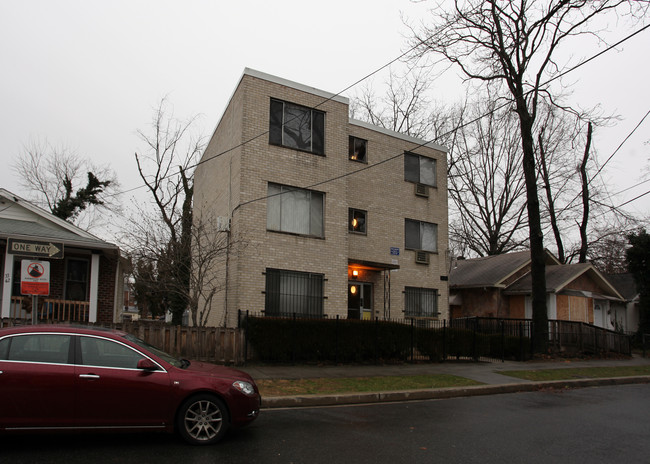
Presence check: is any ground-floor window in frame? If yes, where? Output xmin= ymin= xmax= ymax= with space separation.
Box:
xmin=404 ymin=287 xmax=439 ymax=318
xmin=65 ymin=258 xmax=89 ymax=301
xmin=265 ymin=268 xmax=324 ymax=318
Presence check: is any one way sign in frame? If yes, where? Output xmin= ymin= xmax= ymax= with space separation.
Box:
xmin=8 ymin=238 xmax=64 ymax=259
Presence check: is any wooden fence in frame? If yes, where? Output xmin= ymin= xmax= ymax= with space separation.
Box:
xmin=110 ymin=322 xmax=245 ymax=365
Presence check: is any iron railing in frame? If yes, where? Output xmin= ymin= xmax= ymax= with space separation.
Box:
xmin=239 ymin=311 xmax=632 ymax=364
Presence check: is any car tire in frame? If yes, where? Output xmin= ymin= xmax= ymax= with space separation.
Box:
xmin=177 ymin=394 xmax=230 ymax=445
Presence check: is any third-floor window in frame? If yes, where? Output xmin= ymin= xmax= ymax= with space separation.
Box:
xmin=269 ymin=98 xmax=325 ymax=155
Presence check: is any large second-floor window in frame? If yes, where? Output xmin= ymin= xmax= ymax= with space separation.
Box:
xmin=269 ymin=98 xmax=325 ymax=155
xmin=267 ymin=183 xmax=324 ymax=237
xmin=405 ymin=219 xmax=438 ymax=253
xmin=404 ymin=152 xmax=437 ymax=187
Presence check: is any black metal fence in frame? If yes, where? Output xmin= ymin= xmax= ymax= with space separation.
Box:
xmin=239 ymin=312 xmax=530 ymax=363
xmin=238 ymin=311 xmax=632 ymax=364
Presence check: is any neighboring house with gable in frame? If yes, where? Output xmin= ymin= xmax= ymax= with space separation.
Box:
xmin=193 ymin=68 xmax=449 ymax=327
xmin=449 ymin=250 xmax=560 ymax=319
xmin=449 ymin=250 xmax=625 ymax=330
xmin=0 ymin=188 xmax=126 ymax=324
xmin=607 ymin=273 xmax=640 ymax=333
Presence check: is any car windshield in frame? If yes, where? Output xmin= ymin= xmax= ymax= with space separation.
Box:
xmin=123 ymin=334 xmax=188 ymax=368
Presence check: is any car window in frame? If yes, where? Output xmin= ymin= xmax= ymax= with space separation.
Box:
xmin=3 ymin=334 xmax=71 ymax=364
xmin=0 ymin=337 xmax=9 ymax=360
xmin=79 ymin=336 xmax=146 ymax=369
xmin=123 ymin=333 xmax=181 ymax=368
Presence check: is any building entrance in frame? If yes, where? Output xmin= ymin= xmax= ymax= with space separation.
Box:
xmin=348 ymin=282 xmax=372 ymax=320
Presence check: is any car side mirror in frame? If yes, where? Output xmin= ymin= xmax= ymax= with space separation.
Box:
xmin=137 ymin=358 xmax=159 ymax=371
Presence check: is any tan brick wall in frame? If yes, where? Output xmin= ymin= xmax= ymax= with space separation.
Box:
xmin=195 ymin=70 xmax=449 ymax=327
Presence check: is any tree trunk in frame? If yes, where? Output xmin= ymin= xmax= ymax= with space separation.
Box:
xmin=516 ymin=101 xmax=548 ymax=354
xmin=539 ymin=133 xmax=565 ymax=263
xmin=578 ymin=122 xmax=593 ymax=263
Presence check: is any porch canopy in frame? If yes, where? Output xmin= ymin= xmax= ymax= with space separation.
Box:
xmin=348 ymin=259 xmax=399 ymax=320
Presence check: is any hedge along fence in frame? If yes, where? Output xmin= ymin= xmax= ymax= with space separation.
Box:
xmin=239 ymin=312 xmax=533 ymax=363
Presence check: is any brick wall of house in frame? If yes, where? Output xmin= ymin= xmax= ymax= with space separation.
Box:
xmin=97 ymin=254 xmax=117 ymax=324
xmin=194 ymin=70 xmax=449 ymax=327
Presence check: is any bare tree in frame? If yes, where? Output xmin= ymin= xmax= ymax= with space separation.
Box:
xmin=125 ymin=206 xmax=231 ymax=326
xmin=13 ymin=138 xmax=119 ymax=230
xmin=130 ymin=98 xmax=205 ymax=325
xmin=449 ymin=96 xmax=528 ymax=256
xmin=537 ymin=105 xmax=597 ymax=263
xmin=350 ymin=66 xmax=460 ymax=148
xmin=410 ymin=0 xmax=648 ymax=352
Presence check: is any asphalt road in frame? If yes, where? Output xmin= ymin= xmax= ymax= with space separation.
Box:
xmin=3 ymin=384 xmax=649 ymax=464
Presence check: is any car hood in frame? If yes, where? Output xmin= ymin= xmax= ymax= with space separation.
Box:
xmin=181 ymin=361 xmax=254 ymax=381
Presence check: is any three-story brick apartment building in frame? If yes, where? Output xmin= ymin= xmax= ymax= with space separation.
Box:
xmin=193 ymin=69 xmax=448 ymax=328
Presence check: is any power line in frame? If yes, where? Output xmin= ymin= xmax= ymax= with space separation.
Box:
xmin=617 ymin=189 xmax=650 ymax=208
xmin=112 ymin=22 xmax=650 ymax=216
xmin=555 ymin=108 xmax=650 ymax=218
xmin=232 ymin=24 xmax=650 ymax=212
xmin=590 ymin=109 xmax=650 ymax=185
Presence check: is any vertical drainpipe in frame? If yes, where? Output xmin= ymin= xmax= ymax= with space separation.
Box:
xmin=223 ymin=159 xmax=232 ymax=328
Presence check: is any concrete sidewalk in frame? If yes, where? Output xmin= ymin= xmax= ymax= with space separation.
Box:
xmin=241 ymin=355 xmax=650 ymax=409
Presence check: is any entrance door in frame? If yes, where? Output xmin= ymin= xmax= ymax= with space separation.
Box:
xmin=348 ymin=283 xmax=372 ymax=320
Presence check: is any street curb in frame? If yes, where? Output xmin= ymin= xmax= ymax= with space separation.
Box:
xmin=260 ymin=375 xmax=650 ymax=409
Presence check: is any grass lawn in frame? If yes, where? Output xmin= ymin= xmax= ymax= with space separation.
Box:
xmin=500 ymin=365 xmax=650 ymax=381
xmin=257 ymin=374 xmax=482 ymax=397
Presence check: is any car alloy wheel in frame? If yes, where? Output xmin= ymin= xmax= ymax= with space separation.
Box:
xmin=178 ymin=394 xmax=230 ymax=445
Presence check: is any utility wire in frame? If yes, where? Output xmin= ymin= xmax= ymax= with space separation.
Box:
xmin=234 ymin=24 xmax=650 ymax=212
xmin=554 ymin=107 xmax=650 ymax=218
xmin=113 ymin=23 xmax=650 ymax=214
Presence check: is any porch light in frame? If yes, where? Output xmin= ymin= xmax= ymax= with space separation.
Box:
xmin=352 ymin=270 xmax=359 ymax=277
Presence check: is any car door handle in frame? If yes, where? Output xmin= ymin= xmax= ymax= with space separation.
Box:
xmin=79 ymin=374 xmax=100 ymax=379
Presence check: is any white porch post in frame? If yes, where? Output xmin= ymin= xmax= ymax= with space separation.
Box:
xmin=89 ymin=253 xmax=100 ymax=323
xmin=1 ymin=252 xmax=14 ymax=318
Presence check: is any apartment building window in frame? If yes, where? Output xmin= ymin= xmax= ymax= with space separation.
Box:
xmin=267 ymin=183 xmax=324 ymax=237
xmin=348 ymin=208 xmax=367 ymax=234
xmin=404 ymin=287 xmax=439 ymax=318
xmin=405 ymin=219 xmax=438 ymax=253
xmin=404 ymin=152 xmax=437 ymax=187
xmin=349 ymin=136 xmax=367 ymax=162
xmin=269 ymin=98 xmax=325 ymax=155
xmin=265 ymin=268 xmax=324 ymax=318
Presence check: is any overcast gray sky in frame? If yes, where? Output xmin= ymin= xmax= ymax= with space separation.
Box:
xmin=1 ymin=0 xmax=648 ymax=241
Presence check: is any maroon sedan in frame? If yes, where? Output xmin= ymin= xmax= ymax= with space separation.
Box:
xmin=0 ymin=325 xmax=261 ymax=445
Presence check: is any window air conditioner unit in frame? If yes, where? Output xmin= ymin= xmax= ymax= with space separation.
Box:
xmin=414 ymin=183 xmax=429 ymax=197
xmin=217 ymin=216 xmax=231 ymax=232
xmin=415 ymin=251 xmax=430 ymax=264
